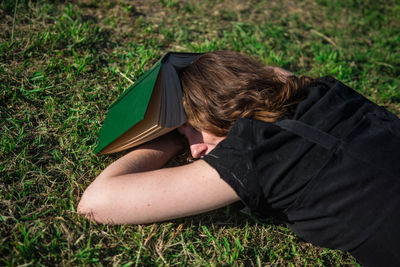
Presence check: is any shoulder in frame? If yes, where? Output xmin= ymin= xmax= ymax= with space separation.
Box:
xmin=293 ymin=76 xmax=374 ymax=122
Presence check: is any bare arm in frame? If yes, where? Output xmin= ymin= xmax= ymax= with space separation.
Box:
xmin=97 ymin=131 xmax=186 ymax=177
xmin=77 ymin=132 xmax=240 ymax=224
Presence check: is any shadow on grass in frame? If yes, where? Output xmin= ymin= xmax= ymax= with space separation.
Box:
xmin=175 ymin=201 xmax=286 ymax=228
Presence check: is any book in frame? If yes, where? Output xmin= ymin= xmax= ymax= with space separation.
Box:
xmin=95 ymin=52 xmax=202 ymax=154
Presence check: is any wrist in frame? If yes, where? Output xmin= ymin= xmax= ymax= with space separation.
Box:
xmin=142 ymin=130 xmax=186 ymax=155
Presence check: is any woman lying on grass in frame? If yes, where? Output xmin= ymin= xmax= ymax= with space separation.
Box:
xmin=78 ymin=51 xmax=400 ymax=267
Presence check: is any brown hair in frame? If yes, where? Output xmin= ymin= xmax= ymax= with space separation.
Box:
xmin=181 ymin=51 xmax=314 ymax=136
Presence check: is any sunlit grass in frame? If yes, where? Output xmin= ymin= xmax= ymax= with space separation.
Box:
xmin=1 ymin=0 xmax=398 ymax=265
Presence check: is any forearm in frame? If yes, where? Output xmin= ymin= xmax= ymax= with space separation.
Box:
xmin=98 ymin=130 xmax=185 ymax=178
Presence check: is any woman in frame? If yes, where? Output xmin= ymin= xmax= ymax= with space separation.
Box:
xmin=78 ymin=51 xmax=400 ymax=266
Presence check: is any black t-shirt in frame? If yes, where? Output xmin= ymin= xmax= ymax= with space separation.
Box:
xmin=203 ymin=76 xmax=400 ymax=251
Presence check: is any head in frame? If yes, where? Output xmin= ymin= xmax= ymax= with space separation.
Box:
xmin=179 ymin=51 xmax=313 ymax=158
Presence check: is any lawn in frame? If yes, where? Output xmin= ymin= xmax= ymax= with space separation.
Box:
xmin=1 ymin=0 xmax=399 ymax=266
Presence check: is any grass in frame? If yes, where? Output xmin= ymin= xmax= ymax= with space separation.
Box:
xmin=1 ymin=0 xmax=399 ymax=266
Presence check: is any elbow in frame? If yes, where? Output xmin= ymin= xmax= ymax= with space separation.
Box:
xmin=77 ymin=182 xmax=116 ymax=224
xmin=77 ymin=196 xmax=99 ymax=223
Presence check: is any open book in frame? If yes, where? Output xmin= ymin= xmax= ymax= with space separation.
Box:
xmin=95 ymin=52 xmax=202 ymax=154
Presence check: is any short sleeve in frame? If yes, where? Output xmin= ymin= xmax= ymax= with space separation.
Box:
xmin=202 ymin=118 xmax=263 ymax=210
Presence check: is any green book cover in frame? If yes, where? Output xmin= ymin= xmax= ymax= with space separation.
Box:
xmin=95 ymin=52 xmax=202 ymax=154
